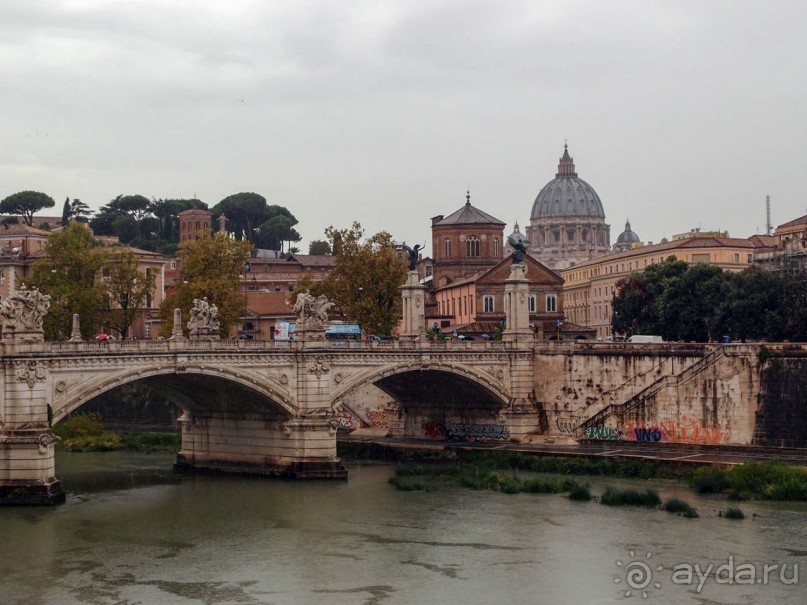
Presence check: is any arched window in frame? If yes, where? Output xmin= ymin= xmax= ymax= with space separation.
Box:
xmin=493 ymin=238 xmax=499 ymax=257
xmin=466 ymin=236 xmax=480 ymax=257
xmin=483 ymin=295 xmax=495 ymax=313
xmin=529 ymin=295 xmax=537 ymax=313
xmin=444 ymin=239 xmax=452 ymax=258
xmin=546 ymin=294 xmax=557 ymax=312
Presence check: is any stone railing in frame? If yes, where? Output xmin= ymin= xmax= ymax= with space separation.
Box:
xmin=5 ymin=337 xmax=515 ymax=356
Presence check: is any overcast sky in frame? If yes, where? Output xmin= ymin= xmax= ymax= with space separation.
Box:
xmin=2 ymin=0 xmax=806 ymax=254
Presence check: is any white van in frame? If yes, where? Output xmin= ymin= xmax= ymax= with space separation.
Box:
xmin=626 ymin=335 xmax=664 ymax=343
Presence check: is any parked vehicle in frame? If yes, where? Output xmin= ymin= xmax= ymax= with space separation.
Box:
xmin=626 ymin=335 xmax=664 ymax=343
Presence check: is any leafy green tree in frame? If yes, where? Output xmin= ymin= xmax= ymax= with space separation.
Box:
xmin=213 ymin=194 xmax=301 ymax=252
xmin=61 ymin=197 xmax=71 ymax=226
xmin=782 ymin=271 xmax=807 ymax=341
xmin=255 ymin=206 xmax=301 ymax=253
xmin=99 ymin=249 xmax=156 ymax=339
xmin=0 ymin=191 xmax=56 ymax=226
xmin=716 ymin=267 xmax=785 ymax=342
xmin=308 ymin=240 xmax=331 ymax=255
xmin=656 ymin=264 xmax=729 ymax=341
xmin=89 ymin=197 xmax=122 ymax=235
xmin=70 ymin=199 xmax=92 ymax=222
xmin=213 ymin=192 xmax=270 ymax=242
xmin=112 ymin=214 xmax=140 ymax=243
xmin=299 ymin=222 xmax=407 ymax=335
xmin=26 ymin=224 xmax=109 ymax=339
xmin=159 ymin=233 xmax=253 ymax=336
xmin=90 ymin=194 xmax=152 ymax=238
xmin=612 ymin=257 xmax=689 ymax=337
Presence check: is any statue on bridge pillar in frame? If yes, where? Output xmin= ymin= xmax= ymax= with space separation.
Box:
xmin=0 ymin=285 xmax=51 ymax=342
xmin=507 ymin=232 xmax=530 ymax=264
xmin=401 ymin=242 xmax=423 ymax=271
xmin=291 ymin=291 xmax=333 ymax=345
xmin=187 ymin=298 xmax=221 ymax=340
xmin=292 ymin=291 xmax=333 ymax=331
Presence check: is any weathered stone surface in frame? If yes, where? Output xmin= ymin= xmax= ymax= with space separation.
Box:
xmin=1 ymin=339 xmax=804 ymax=504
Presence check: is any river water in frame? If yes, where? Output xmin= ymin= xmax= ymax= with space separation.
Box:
xmin=1 ymin=451 xmax=805 ymax=605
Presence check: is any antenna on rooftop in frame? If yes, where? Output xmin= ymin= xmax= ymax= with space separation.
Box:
xmin=765 ymin=195 xmax=772 ymax=235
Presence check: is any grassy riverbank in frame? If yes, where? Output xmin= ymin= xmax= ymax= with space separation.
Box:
xmin=339 ymin=442 xmax=807 ymax=502
xmin=53 ymin=413 xmax=180 ymax=452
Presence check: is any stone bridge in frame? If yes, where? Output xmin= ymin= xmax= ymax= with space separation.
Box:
xmin=0 ymin=336 xmax=539 ymax=504
xmin=2 ymin=266 xmax=805 ymax=505
xmin=0 ymin=266 xmax=542 ymax=504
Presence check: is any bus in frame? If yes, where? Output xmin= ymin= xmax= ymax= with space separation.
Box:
xmin=273 ymin=321 xmax=361 ymax=341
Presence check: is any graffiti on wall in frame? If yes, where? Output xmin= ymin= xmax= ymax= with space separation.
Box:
xmin=331 ymin=411 xmax=357 ymax=431
xmin=556 ymin=416 xmax=581 ymax=434
xmin=582 ymin=417 xmax=730 ymax=445
xmin=658 ymin=417 xmax=729 ymax=445
xmin=446 ymin=423 xmax=510 ymax=440
xmin=585 ymin=426 xmax=621 ymax=440
xmin=630 ymin=427 xmax=667 ymax=442
xmin=618 ymin=418 xmax=729 ymax=445
xmin=366 ymin=410 xmax=390 ymax=429
xmin=420 ymin=422 xmax=510 ymax=440
xmin=422 ymin=422 xmax=446 ymax=439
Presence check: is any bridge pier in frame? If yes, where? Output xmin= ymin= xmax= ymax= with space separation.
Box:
xmin=0 ymin=431 xmax=64 ymax=505
xmin=176 ymin=412 xmax=345 ymax=478
xmin=0 ymin=355 xmax=65 ymax=505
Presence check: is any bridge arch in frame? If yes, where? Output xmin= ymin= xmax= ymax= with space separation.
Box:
xmin=51 ymin=365 xmax=297 ymax=424
xmin=331 ymin=360 xmax=510 ymax=408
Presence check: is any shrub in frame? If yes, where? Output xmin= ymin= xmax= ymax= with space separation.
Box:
xmin=568 ymin=483 xmax=592 ymax=501
xmin=55 ymin=413 xmax=103 ymax=439
xmin=663 ymin=498 xmax=699 ymax=518
xmin=723 ymin=507 xmax=745 ymax=520
xmin=601 ymin=487 xmax=660 ymax=507
xmin=690 ymin=467 xmax=730 ymax=494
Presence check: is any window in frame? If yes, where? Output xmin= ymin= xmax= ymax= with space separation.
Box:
xmin=692 ymin=253 xmax=710 ymax=263
xmin=734 ymin=253 xmax=740 ymax=263
xmin=466 ymin=236 xmax=480 ymax=257
xmin=144 ymin=322 xmax=151 ymax=339
xmin=546 ymin=294 xmax=557 ymax=312
xmin=493 ymin=238 xmax=499 ymax=256
xmin=444 ymin=239 xmax=452 ymax=258
xmin=483 ymin=295 xmax=495 ymax=313
xmin=145 ymin=268 xmax=153 ymax=308
xmin=425 ymin=265 xmax=433 ymax=277
xmin=0 ymin=269 xmax=4 ymax=284
xmin=529 ymin=295 xmax=537 ymax=313
xmin=170 ymin=261 xmax=177 ymax=270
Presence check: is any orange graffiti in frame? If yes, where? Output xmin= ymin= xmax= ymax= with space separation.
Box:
xmin=621 ymin=417 xmax=729 ymax=445
xmin=659 ymin=417 xmax=728 ymax=445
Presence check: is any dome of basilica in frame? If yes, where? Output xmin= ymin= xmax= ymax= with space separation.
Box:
xmin=616 ymin=220 xmax=640 ymax=245
xmin=530 ymin=145 xmax=605 ymax=220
